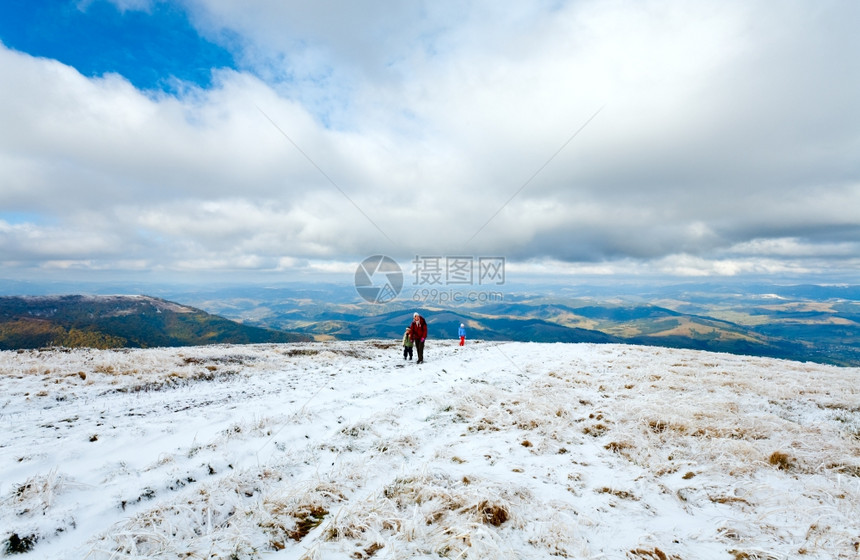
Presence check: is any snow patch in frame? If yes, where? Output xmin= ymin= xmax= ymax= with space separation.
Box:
xmin=1 ymin=341 xmax=858 ymax=559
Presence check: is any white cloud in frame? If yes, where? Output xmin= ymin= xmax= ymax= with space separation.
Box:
xmin=1 ymin=0 xmax=859 ymax=283
xmin=0 ymin=220 xmax=121 ymax=261
xmin=87 ymin=0 xmax=155 ymax=12
xmin=727 ymin=237 xmax=860 ymax=259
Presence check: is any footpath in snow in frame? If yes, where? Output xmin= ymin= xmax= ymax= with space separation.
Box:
xmin=1 ymin=340 xmax=859 ymax=559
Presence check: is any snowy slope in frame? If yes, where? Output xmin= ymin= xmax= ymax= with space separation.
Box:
xmin=1 ymin=341 xmax=858 ymax=559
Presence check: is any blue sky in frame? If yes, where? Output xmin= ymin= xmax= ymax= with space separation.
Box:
xmin=0 ymin=0 xmax=235 ymax=91
xmin=1 ymin=0 xmax=859 ymax=286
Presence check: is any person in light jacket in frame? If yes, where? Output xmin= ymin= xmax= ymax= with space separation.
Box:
xmin=458 ymin=323 xmax=466 ymax=346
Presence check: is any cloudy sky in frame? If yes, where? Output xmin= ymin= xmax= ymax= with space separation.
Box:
xmin=1 ymin=0 xmax=858 ymax=286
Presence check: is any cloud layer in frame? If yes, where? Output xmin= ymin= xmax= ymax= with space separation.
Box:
xmin=1 ymin=0 xmax=859 ymax=282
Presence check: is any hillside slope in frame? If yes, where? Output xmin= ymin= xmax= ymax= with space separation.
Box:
xmin=1 ymin=341 xmax=858 ymax=559
xmin=0 ymin=295 xmax=309 ymax=349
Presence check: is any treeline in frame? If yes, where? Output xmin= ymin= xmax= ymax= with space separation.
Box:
xmin=0 ymin=319 xmax=127 ymax=350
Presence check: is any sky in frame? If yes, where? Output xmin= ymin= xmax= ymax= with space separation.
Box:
xmin=0 ymin=0 xmax=859 ymax=288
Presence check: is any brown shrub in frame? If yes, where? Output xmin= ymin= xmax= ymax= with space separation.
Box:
xmin=627 ymin=547 xmax=682 ymax=560
xmin=288 ymin=505 xmax=328 ymax=541
xmin=768 ymin=451 xmax=794 ymax=471
xmin=478 ymin=501 xmax=509 ymax=526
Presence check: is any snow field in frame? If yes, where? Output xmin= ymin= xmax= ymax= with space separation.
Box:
xmin=0 ymin=341 xmax=858 ymax=559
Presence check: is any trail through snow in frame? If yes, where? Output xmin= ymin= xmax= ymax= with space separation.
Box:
xmin=1 ymin=340 xmax=858 ymax=559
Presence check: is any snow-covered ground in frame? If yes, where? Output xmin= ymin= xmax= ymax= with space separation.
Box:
xmin=1 ymin=340 xmax=858 ymax=559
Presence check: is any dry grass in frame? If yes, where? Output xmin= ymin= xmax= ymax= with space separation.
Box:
xmin=728 ymin=550 xmax=782 ymax=560
xmin=320 ymin=471 xmax=522 ymax=558
xmin=767 ymin=451 xmax=795 ymax=471
xmin=4 ymin=341 xmax=859 ymax=559
xmin=286 ymin=504 xmax=329 ymax=541
xmin=628 ymin=547 xmax=682 ymax=560
xmin=597 ymin=487 xmax=639 ymax=501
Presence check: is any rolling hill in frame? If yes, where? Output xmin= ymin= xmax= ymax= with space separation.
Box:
xmin=0 ymin=295 xmax=309 ymax=349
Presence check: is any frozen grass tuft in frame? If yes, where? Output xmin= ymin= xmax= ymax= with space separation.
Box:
xmin=320 ymin=470 xmax=524 ymax=558
xmin=767 ymin=450 xmax=794 ymax=471
xmin=627 ymin=547 xmax=682 ymax=559
xmin=90 ymin=470 xmax=350 ymax=559
xmin=7 ymin=468 xmax=70 ymax=515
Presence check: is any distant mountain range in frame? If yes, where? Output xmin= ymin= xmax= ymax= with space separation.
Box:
xmin=160 ymin=283 xmax=860 ymax=367
xmin=0 ymin=295 xmax=309 ymax=350
xmin=258 ymin=302 xmax=824 ymax=364
xmin=1 ymin=282 xmax=858 ymax=366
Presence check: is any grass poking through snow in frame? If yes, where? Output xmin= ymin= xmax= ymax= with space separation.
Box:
xmin=1 ymin=341 xmax=858 ymax=559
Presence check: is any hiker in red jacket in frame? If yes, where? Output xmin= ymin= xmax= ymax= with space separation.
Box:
xmin=410 ymin=312 xmax=428 ymax=364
